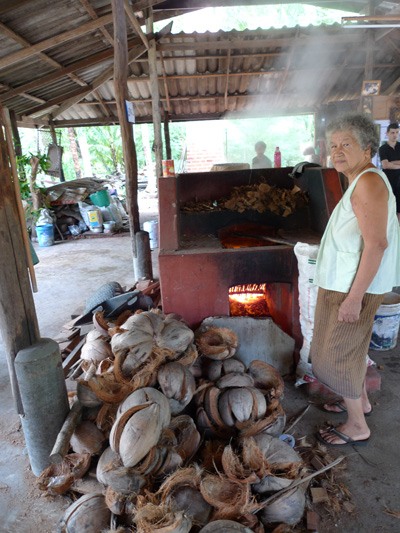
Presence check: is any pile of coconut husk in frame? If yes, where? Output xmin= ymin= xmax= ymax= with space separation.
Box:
xmin=181 ymin=182 xmax=308 ymax=217
xmin=40 ymin=310 xmax=321 ymax=532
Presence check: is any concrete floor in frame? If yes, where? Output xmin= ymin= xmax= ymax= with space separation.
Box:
xmin=0 ymin=199 xmax=400 ymax=531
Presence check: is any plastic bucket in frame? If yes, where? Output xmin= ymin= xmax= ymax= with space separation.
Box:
xmin=370 ymin=292 xmax=400 ymax=351
xmin=90 ymin=189 xmax=110 ymax=207
xmin=143 ymin=220 xmax=158 ymax=249
xmin=36 ymin=224 xmax=54 ymax=247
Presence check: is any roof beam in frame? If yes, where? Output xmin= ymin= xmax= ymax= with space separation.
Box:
xmin=48 ymin=44 xmax=147 ymax=119
xmin=158 ymin=34 xmax=366 ymax=52
xmin=0 ymin=20 xmax=88 ymax=93
xmin=79 ymin=0 xmax=114 ymax=46
xmin=124 ymin=0 xmax=150 ymax=49
xmin=0 ymin=13 xmax=114 ymax=71
xmin=0 ymin=37 xmax=142 ymax=103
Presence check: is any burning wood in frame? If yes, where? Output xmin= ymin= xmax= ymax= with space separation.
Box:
xmin=181 ymin=182 xmax=308 ymax=217
xmin=229 ymin=284 xmax=270 ymax=317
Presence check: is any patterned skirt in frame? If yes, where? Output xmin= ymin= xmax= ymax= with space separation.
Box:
xmin=310 ymin=288 xmax=384 ymax=399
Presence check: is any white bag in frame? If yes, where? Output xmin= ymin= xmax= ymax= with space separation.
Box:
xmin=293 ymin=242 xmax=320 ymax=386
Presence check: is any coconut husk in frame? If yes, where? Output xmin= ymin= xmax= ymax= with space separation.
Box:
xmin=97 ymin=446 xmax=146 ymax=493
xmin=157 ymin=362 xmax=196 ymax=415
xmin=247 ymin=360 xmax=284 ymax=400
xmin=93 ymin=311 xmax=111 ymax=337
xmin=134 ymin=502 xmax=192 ymax=533
xmin=205 ymin=358 xmax=246 ymax=381
xmin=157 ymin=317 xmax=195 ymax=354
xmin=110 ymin=402 xmax=166 ymax=468
xmin=70 ymin=420 xmax=106 ymax=455
xmin=195 ymin=328 xmax=238 ymax=360
xmin=104 ymin=485 xmax=139 ymax=515
xmin=259 ymin=483 xmax=308 ymax=526
xmin=77 ymin=381 xmax=103 ymax=408
xmin=168 ymin=415 xmax=201 ymax=463
xmin=38 ymin=453 xmax=91 ymax=495
xmin=238 ymin=402 xmax=285 ymax=437
xmin=156 ymin=450 xmax=184 ymax=477
xmin=59 ymin=493 xmax=111 ymax=532
xmin=118 ymin=387 xmax=170 ymax=419
xmin=81 ymin=329 xmax=113 ymax=363
xmin=114 ymin=345 xmax=176 ymax=390
xmin=158 ymin=465 xmax=203 ymax=499
xmin=96 ymin=357 xmax=114 ymax=376
xmin=96 ymin=403 xmax=118 ymax=436
xmin=221 ymin=440 xmax=269 ymax=484
xmin=82 ymin=373 xmax=132 ymax=404
xmin=200 ymin=474 xmax=260 ymax=519
xmin=167 ymin=485 xmax=212 ymax=527
xmin=199 ymin=440 xmax=225 ymax=473
xmin=251 ymin=434 xmax=304 ymax=494
xmin=176 ymin=343 xmax=198 ymax=367
xmin=216 ymin=372 xmax=254 ymax=389
xmin=198 ymin=520 xmax=254 ymax=532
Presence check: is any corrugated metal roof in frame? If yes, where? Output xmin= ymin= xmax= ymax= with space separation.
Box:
xmin=0 ymin=0 xmax=398 ymax=126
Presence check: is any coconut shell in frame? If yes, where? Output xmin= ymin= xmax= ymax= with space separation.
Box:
xmin=167 ymin=486 xmax=212 ymax=527
xmin=259 ymin=483 xmax=308 ymax=526
xmin=38 ymin=453 xmax=91 ymax=495
xmin=195 ymin=328 xmax=238 ymax=360
xmin=93 ymin=311 xmax=110 ymax=337
xmin=96 ymin=446 xmax=146 ymax=493
xmin=110 ymin=402 xmax=165 ymax=468
xmin=81 ymin=330 xmax=112 ymax=363
xmin=168 ymin=415 xmax=201 ymax=462
xmin=199 ymin=520 xmax=254 ymax=532
xmin=216 ymin=372 xmax=254 ymax=389
xmin=251 ymin=434 xmax=303 ymax=494
xmin=157 ymin=319 xmax=194 ymax=354
xmin=247 ymin=360 xmax=284 ymax=399
xmin=77 ymin=381 xmax=103 ymax=408
xmin=134 ymin=502 xmax=192 ymax=533
xmin=70 ymin=420 xmax=105 ymax=455
xmin=158 ymin=362 xmax=196 ymax=415
xmin=59 ymin=493 xmax=111 ymax=532
xmin=117 ymin=387 xmax=171 ymax=429
xmin=206 ymin=358 xmax=246 ymax=381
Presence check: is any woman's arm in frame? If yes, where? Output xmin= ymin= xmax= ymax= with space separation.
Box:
xmin=338 ymin=172 xmax=388 ymax=322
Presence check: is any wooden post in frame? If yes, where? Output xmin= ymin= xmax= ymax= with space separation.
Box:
xmin=164 ymin=109 xmax=172 ymax=160
xmin=111 ymin=0 xmax=140 ymax=263
xmin=146 ymin=9 xmax=163 ymax=181
xmin=0 ymin=105 xmax=40 ymax=414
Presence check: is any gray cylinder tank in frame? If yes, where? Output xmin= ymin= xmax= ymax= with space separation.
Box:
xmin=15 ymin=338 xmax=70 ymax=476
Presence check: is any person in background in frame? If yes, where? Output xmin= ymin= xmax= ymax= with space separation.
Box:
xmin=379 ymin=122 xmax=400 ymax=221
xmin=252 ymin=141 xmax=272 ymax=169
xmin=309 ymin=112 xmax=400 ymax=447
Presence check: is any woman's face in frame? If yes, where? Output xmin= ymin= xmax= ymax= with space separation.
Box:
xmin=329 ymin=130 xmax=370 ymax=177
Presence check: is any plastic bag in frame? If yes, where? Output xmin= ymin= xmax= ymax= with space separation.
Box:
xmin=293 ymin=242 xmax=320 ymax=386
xmin=36 ymin=208 xmax=54 ymax=226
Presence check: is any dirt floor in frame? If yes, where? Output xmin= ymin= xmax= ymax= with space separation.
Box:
xmin=1 ymin=191 xmax=400 ymax=532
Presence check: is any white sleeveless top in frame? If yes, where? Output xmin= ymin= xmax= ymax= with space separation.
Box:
xmin=314 ymin=168 xmax=400 ymax=294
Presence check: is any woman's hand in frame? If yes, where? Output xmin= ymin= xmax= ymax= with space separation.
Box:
xmin=338 ymin=296 xmax=362 ymax=322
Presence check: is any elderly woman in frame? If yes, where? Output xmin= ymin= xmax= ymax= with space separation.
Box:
xmin=310 ymin=112 xmax=400 ymax=447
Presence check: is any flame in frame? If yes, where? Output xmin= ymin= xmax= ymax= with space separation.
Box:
xmin=229 ymin=283 xmax=267 ymax=294
xmin=229 ymin=284 xmax=270 ymax=317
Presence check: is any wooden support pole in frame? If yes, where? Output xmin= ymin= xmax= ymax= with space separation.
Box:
xmin=146 ymin=9 xmax=163 ymax=181
xmin=164 ymin=110 xmax=172 ymax=160
xmin=0 ymin=105 xmax=40 ymax=414
xmin=111 ymin=0 xmax=140 ymax=264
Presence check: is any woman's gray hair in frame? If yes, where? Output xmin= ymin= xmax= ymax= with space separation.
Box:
xmin=326 ymin=112 xmax=380 ymax=157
